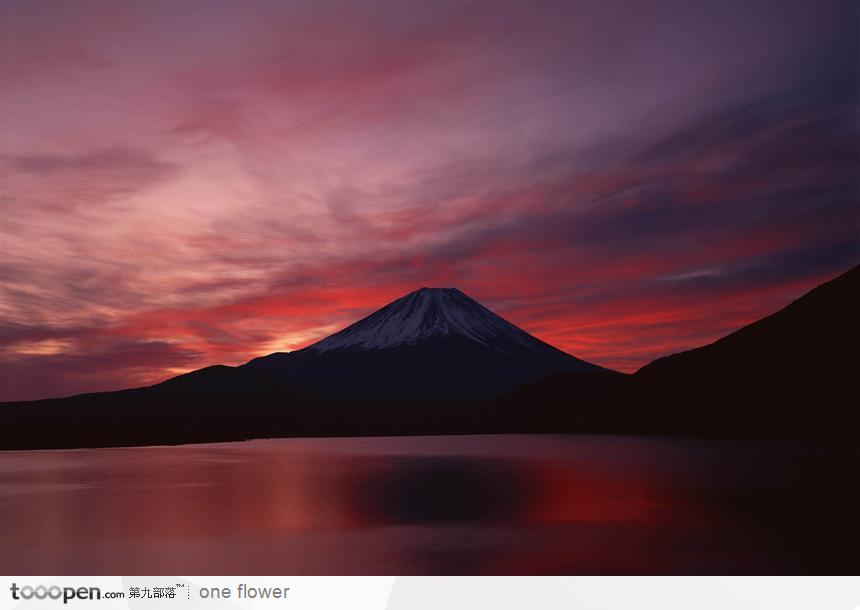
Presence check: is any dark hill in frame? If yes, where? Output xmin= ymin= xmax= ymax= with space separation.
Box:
xmin=0 ymin=287 xmax=606 ymax=449
xmin=2 ymin=268 xmax=857 ymax=449
xmin=634 ymin=264 xmax=860 ymax=438
xmin=487 ymin=265 xmax=860 ymax=439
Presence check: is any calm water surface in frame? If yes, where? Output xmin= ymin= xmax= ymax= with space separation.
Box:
xmin=1 ymin=435 xmax=857 ymax=574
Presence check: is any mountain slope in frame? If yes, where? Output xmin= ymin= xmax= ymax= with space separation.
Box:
xmin=3 ymin=268 xmax=856 ymax=450
xmin=634 ymin=264 xmax=860 ymax=437
xmin=487 ymin=265 xmax=860 ymax=439
xmin=243 ymin=287 xmax=602 ymax=402
xmin=305 ymin=287 xmax=575 ymax=355
xmin=0 ymin=287 xmax=607 ymax=449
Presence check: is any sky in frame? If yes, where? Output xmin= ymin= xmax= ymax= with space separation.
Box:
xmin=1 ymin=1 xmax=858 ymax=401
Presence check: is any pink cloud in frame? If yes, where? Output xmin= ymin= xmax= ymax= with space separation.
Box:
xmin=1 ymin=1 xmax=856 ymax=400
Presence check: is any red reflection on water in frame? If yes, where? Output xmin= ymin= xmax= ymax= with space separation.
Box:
xmin=2 ymin=436 xmax=857 ymax=574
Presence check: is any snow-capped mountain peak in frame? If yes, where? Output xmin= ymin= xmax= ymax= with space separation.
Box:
xmin=306 ymin=287 xmax=552 ymax=354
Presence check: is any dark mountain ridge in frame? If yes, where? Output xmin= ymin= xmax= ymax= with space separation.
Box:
xmin=1 ymin=266 xmax=857 ymax=449
xmin=1 ymin=287 xmax=606 ymax=449
xmin=488 ymin=264 xmax=860 ymax=439
xmin=633 ymin=263 xmax=860 ymax=437
xmin=242 ymin=287 xmax=602 ymax=402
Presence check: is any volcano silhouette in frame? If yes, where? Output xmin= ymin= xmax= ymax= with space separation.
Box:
xmin=2 ymin=267 xmax=857 ymax=450
xmin=241 ymin=287 xmax=604 ymax=402
xmin=1 ymin=287 xmax=611 ymax=449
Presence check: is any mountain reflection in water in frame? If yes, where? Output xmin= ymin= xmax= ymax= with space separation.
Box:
xmin=1 ymin=435 xmax=857 ymax=574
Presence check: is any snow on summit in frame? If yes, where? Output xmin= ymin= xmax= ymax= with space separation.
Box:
xmin=307 ymin=287 xmax=548 ymax=354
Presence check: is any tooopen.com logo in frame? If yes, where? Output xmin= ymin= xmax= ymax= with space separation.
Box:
xmin=10 ymin=583 xmax=123 ymax=604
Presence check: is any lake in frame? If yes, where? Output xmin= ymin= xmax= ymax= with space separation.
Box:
xmin=1 ymin=434 xmax=857 ymax=574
